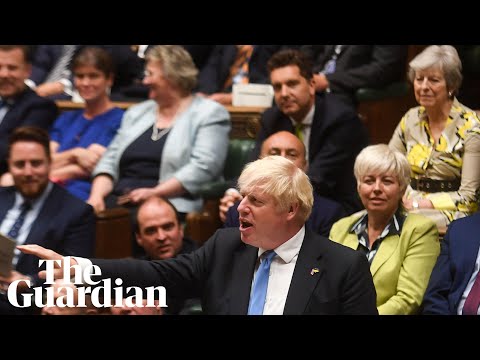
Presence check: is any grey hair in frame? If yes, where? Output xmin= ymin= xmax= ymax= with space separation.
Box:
xmin=145 ymin=45 xmax=198 ymax=94
xmin=354 ymin=144 xmax=411 ymax=193
xmin=408 ymin=45 xmax=462 ymax=98
xmin=237 ymin=155 xmax=313 ymax=224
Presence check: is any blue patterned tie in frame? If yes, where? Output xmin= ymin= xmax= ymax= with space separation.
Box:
xmin=7 ymin=201 xmax=31 ymax=239
xmin=248 ymin=250 xmax=276 ymax=315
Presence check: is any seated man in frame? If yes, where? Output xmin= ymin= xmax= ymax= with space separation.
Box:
xmin=249 ymin=49 xmax=369 ymax=213
xmin=221 ymin=131 xmax=346 ymax=237
xmin=20 ymin=155 xmax=378 ymax=315
xmin=134 ymin=196 xmax=200 ymax=315
xmin=423 ymin=212 xmax=480 ymax=315
xmin=0 ymin=45 xmax=58 ymax=176
xmin=0 ymin=126 xmax=95 ymax=315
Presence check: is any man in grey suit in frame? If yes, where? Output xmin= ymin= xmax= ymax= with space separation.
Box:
xmin=20 ymin=156 xmax=377 ymax=315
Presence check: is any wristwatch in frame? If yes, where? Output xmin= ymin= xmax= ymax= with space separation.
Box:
xmin=412 ymin=200 xmax=419 ymax=210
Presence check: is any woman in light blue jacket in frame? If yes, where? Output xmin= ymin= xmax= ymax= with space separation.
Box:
xmin=87 ymin=45 xmax=231 ymax=218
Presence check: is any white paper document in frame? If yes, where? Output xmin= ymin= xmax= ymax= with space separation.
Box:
xmin=232 ymin=84 xmax=274 ymax=107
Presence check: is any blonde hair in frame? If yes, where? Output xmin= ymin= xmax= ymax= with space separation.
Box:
xmin=237 ymin=155 xmax=313 ymax=223
xmin=145 ymin=45 xmax=198 ymax=94
xmin=408 ymin=45 xmax=462 ymax=97
xmin=354 ymin=144 xmax=411 ymax=193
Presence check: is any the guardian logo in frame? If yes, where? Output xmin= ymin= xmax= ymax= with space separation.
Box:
xmin=7 ymin=257 xmax=167 ymax=309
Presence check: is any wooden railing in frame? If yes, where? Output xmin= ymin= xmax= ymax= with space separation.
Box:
xmin=56 ymin=101 xmax=265 ymax=140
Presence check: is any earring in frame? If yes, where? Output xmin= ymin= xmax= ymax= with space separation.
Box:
xmin=448 ymin=91 xmax=453 ymax=97
xmin=106 ymin=86 xmax=111 ymax=96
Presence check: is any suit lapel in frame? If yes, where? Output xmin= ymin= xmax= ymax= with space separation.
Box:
xmin=227 ymin=243 xmax=258 ymax=315
xmin=283 ymin=229 xmax=325 ymax=315
xmin=323 ymin=45 xmax=335 ymax=62
xmin=276 ymin=112 xmax=295 ymax=133
xmin=458 ymin=223 xmax=480 ymax=282
xmin=16 ymin=186 xmax=58 ymax=267
xmin=308 ymin=95 xmax=324 ymax=164
xmin=341 ymin=232 xmax=360 ymax=251
xmin=0 ymin=188 xmax=15 ymax=223
xmin=370 ymin=233 xmax=400 ymax=277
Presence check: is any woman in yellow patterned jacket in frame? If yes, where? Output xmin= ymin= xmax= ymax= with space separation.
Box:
xmin=389 ymin=45 xmax=480 ymax=232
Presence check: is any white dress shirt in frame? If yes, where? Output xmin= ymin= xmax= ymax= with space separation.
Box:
xmin=252 ymin=226 xmax=306 ymax=315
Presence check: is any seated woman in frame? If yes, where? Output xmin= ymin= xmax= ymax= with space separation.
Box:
xmin=329 ymin=144 xmax=440 ymax=315
xmin=48 ymin=47 xmax=123 ymax=200
xmin=389 ymin=45 xmax=480 ymax=232
xmin=0 ymin=47 xmax=123 ymax=198
xmin=87 ymin=45 xmax=231 ymax=220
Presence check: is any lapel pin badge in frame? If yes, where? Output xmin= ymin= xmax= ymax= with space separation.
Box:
xmin=310 ymin=268 xmax=319 ymax=276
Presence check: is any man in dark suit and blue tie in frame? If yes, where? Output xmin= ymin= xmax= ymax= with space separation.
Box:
xmin=0 ymin=45 xmax=58 ymax=176
xmin=423 ymin=213 xmax=480 ymax=315
xmin=20 ymin=155 xmax=377 ymax=315
xmin=0 ymin=126 xmax=95 ymax=314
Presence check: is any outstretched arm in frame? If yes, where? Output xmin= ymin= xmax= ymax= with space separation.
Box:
xmin=17 ymin=244 xmax=77 ymax=281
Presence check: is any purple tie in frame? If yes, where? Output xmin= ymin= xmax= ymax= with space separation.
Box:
xmin=463 ymin=271 xmax=480 ymax=315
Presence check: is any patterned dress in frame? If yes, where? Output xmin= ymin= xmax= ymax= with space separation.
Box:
xmin=389 ymin=98 xmax=480 ymax=230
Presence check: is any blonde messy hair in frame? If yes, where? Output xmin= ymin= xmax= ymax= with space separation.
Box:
xmin=237 ymin=155 xmax=313 ymax=223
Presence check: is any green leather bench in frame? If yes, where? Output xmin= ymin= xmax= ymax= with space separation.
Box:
xmin=185 ymin=138 xmax=256 ymax=244
xmin=356 ymin=81 xmax=410 ymax=102
xmin=196 ymin=138 xmax=256 ymax=199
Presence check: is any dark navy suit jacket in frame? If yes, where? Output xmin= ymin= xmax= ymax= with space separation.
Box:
xmin=225 ymin=192 xmax=346 ymax=238
xmin=30 ymin=45 xmax=70 ymax=85
xmin=93 ymin=227 xmax=377 ymax=315
xmin=250 ymin=93 xmax=368 ymax=213
xmin=0 ymin=87 xmax=58 ymax=174
xmin=423 ymin=213 xmax=480 ymax=314
xmin=0 ymin=184 xmax=95 ymax=280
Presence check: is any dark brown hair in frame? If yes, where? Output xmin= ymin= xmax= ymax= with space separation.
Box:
xmin=8 ymin=126 xmax=51 ymax=160
xmin=71 ymin=46 xmax=115 ymax=78
xmin=0 ymin=45 xmax=32 ymax=63
xmin=267 ymin=49 xmax=313 ymax=81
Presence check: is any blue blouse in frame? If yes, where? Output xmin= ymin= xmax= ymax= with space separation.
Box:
xmin=50 ymin=107 xmax=124 ymax=200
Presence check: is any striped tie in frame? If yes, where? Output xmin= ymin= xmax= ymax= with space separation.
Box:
xmin=7 ymin=201 xmax=32 ymax=239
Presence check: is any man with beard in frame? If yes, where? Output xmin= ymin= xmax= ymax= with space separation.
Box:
xmin=0 ymin=126 xmax=95 ymax=314
xmin=133 ymin=196 xmax=200 ymax=314
xmin=248 ymin=49 xmax=368 ymax=214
